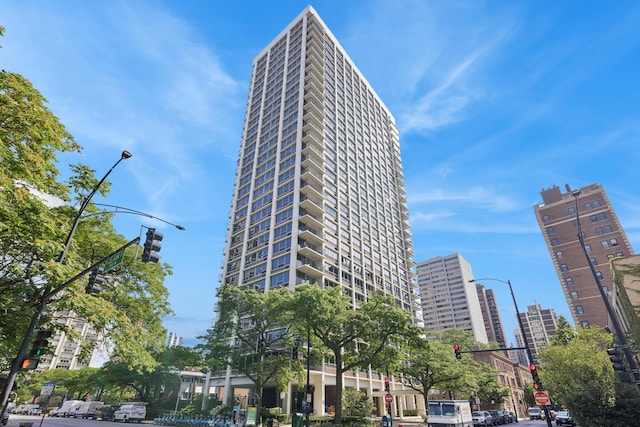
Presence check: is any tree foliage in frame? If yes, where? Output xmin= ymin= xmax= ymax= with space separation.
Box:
xmin=397 ymin=329 xmax=503 ymax=408
xmin=0 ymin=68 xmax=172 ymax=372
xmin=198 ymin=285 xmax=302 ymax=422
xmin=538 ymin=323 xmax=618 ymax=426
xmin=289 ymin=284 xmax=417 ymax=425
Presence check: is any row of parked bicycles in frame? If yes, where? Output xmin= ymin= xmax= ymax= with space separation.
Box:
xmin=153 ymin=414 xmax=238 ymax=427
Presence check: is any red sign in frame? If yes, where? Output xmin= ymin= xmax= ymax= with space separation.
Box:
xmin=385 ymin=393 xmax=393 ymax=404
xmin=534 ymin=391 xmax=550 ymax=405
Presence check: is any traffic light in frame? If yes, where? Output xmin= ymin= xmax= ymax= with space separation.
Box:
xmin=30 ymin=329 xmax=52 ymax=358
xmin=142 ymin=228 xmax=163 ymax=263
xmin=453 ymin=344 xmax=461 ymax=360
xmin=86 ymin=266 xmax=104 ymax=294
xmin=607 ymin=348 xmax=625 ymax=371
xmin=23 ymin=329 xmax=52 ymax=370
xmin=21 ymin=358 xmax=39 ymax=371
xmin=529 ymin=363 xmax=541 ymax=389
xmin=384 ymin=377 xmax=390 ymax=392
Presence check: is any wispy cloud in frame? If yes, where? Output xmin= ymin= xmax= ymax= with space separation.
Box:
xmin=408 ymin=185 xmax=521 ymax=212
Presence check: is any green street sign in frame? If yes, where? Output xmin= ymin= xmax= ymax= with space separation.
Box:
xmin=103 ymin=248 xmax=124 ymax=272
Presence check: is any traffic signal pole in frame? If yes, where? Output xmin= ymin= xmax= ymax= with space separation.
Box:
xmin=0 ymin=237 xmax=140 ymax=415
xmin=572 ymin=190 xmax=640 ymax=396
xmin=0 ymin=151 xmax=132 ymax=415
xmin=472 ymin=278 xmax=552 ymax=427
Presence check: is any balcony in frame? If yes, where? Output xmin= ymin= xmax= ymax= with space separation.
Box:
xmin=298 ymin=223 xmax=323 ymax=246
xmin=296 ymin=256 xmax=322 ymax=277
xmin=299 ymin=194 xmax=323 ymax=217
xmin=300 ymin=167 xmax=322 ymax=187
xmin=299 ymin=208 xmax=322 ymax=229
xmin=297 ymin=240 xmax=322 ymax=261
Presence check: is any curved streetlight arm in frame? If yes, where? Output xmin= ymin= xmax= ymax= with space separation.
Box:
xmin=58 ymin=150 xmax=132 ymax=263
xmin=89 ymin=203 xmax=186 ymax=230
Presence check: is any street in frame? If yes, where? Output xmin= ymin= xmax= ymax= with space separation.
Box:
xmin=4 ymin=414 xmax=150 ymax=427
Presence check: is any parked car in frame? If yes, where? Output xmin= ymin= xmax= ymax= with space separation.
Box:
xmin=488 ymin=410 xmax=504 ymax=425
xmin=95 ymin=405 xmax=118 ymax=421
xmin=27 ymin=407 xmax=41 ymax=416
xmin=528 ymin=407 xmax=543 ymax=420
xmin=555 ymin=410 xmax=576 ymax=426
xmin=473 ymin=410 xmax=493 ymax=426
xmin=506 ymin=411 xmax=517 ymax=423
xmin=2 ymin=410 xmax=8 ymax=426
xmin=497 ymin=410 xmax=511 ymax=424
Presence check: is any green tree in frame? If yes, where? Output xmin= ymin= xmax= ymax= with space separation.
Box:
xmin=199 ymin=285 xmax=301 ymax=424
xmin=342 ymin=388 xmax=375 ymax=419
xmin=397 ymin=330 xmax=487 ymax=410
xmin=0 ymin=66 xmax=172 ymax=372
xmin=290 ymin=284 xmax=416 ymax=425
xmin=538 ymin=323 xmax=615 ymax=426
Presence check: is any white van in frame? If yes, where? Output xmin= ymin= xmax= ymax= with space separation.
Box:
xmin=49 ymin=400 xmax=82 ymax=417
xmin=113 ymin=403 xmax=146 ymax=423
xmin=72 ymin=401 xmax=104 ymax=419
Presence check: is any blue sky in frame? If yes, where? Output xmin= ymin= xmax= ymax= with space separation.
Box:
xmin=3 ymin=1 xmax=640 ymax=347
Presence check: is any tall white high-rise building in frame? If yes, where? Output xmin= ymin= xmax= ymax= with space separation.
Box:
xmin=214 ymin=5 xmax=420 ymax=416
xmin=417 ymin=254 xmax=488 ymax=344
xmin=513 ymin=303 xmax=559 ymax=362
xmin=166 ymin=331 xmax=183 ymax=348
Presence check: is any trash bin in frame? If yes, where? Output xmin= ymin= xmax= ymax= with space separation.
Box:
xmin=292 ymin=412 xmax=304 ymax=427
xmin=381 ymin=415 xmax=391 ymax=427
xmin=267 ymin=418 xmax=274 ymax=427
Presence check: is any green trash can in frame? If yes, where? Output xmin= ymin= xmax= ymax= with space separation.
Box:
xmin=292 ymin=412 xmax=304 ymax=427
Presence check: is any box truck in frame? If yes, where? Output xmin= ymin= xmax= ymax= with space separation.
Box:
xmin=427 ymin=400 xmax=473 ymax=427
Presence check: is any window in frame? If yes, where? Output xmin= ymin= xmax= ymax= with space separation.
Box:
xmin=551 ymin=238 xmax=559 ymax=246
xmin=584 ymin=244 xmax=592 ymax=252
xmin=576 ymin=305 xmax=585 ymax=315
xmin=581 ymin=321 xmax=590 ymax=328
xmin=604 ymin=225 xmax=613 ymax=233
xmin=565 ymin=277 xmax=574 ymax=286
xmin=584 ymin=202 xmax=592 ymax=210
xmin=542 ymin=215 xmax=550 ymax=223
xmin=610 ymin=238 xmax=619 ymax=246
xmin=568 ymin=207 xmax=576 ymax=215
xmin=570 ymin=291 xmax=578 ymax=299
xmin=601 ymin=241 xmax=610 ymax=249
xmin=596 ymin=271 xmax=604 ymax=280
xmin=596 ymin=227 xmax=604 ymax=235
xmin=590 ymin=257 xmax=597 ymax=266
xmin=546 ymin=226 xmax=555 ymax=235
xmin=556 ymin=251 xmax=564 ymax=259
xmin=593 ymin=200 xmax=601 ymax=208
xmin=560 ymin=264 xmax=569 ymax=272
xmin=598 ymin=212 xmax=607 ymax=221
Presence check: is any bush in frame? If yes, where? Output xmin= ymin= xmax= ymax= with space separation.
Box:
xmin=403 ymin=409 xmax=418 ymax=416
xmin=261 ymin=407 xmax=282 ymax=422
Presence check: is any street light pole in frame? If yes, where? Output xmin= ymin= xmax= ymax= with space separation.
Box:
xmin=571 ymin=190 xmax=640 ymax=395
xmin=0 ymin=151 xmax=132 ymax=414
xmin=471 ymin=278 xmax=552 ymax=427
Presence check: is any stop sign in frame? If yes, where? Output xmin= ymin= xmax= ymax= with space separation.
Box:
xmin=385 ymin=393 xmax=393 ymax=404
xmin=534 ymin=390 xmax=550 ymax=405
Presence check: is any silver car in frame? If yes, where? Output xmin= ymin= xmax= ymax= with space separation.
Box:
xmin=473 ymin=410 xmax=493 ymax=427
